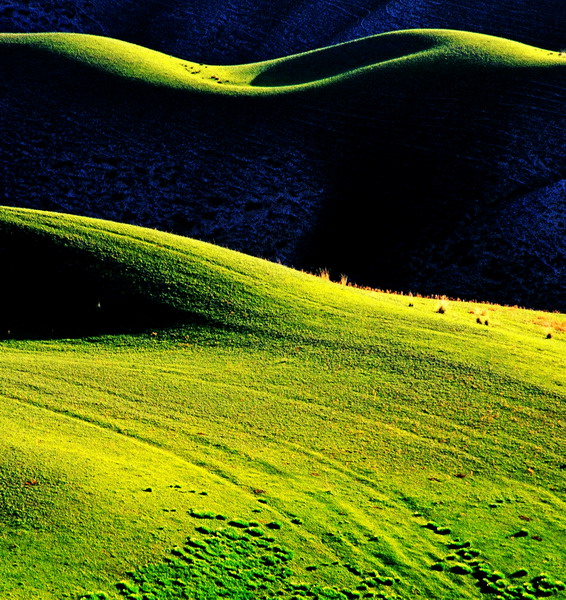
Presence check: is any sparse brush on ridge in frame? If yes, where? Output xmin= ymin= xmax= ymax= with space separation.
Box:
xmin=436 ymin=298 xmax=449 ymax=314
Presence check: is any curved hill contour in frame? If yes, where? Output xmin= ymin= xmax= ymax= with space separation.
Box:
xmin=1 ymin=0 xmax=565 ymax=64
xmin=1 ymin=30 xmax=565 ymax=310
xmin=0 ymin=29 xmax=563 ymax=93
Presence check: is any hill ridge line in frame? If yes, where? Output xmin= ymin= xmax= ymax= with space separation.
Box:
xmin=1 ymin=28 xmax=565 ymax=95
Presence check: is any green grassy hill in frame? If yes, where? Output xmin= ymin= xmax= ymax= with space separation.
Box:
xmin=0 ymin=206 xmax=564 ymax=599
xmin=1 ymin=29 xmax=565 ymax=94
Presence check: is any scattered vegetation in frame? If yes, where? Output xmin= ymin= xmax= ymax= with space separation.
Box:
xmin=82 ymin=520 xmax=407 ymax=600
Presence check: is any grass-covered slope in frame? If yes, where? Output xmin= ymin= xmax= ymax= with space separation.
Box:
xmin=0 ymin=29 xmax=564 ymax=94
xmin=0 ymin=206 xmax=564 ymax=599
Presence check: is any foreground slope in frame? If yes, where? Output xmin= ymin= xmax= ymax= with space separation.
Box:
xmin=0 ymin=206 xmax=564 ymax=599
xmin=1 ymin=30 xmax=565 ymax=309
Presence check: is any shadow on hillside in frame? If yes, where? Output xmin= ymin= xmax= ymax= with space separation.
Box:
xmin=0 ymin=240 xmax=194 ymax=340
xmin=251 ymin=33 xmax=435 ymax=86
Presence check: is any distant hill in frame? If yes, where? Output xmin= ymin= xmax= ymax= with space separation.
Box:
xmin=1 ymin=0 xmax=566 ymax=63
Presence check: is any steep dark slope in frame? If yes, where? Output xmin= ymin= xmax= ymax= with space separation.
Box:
xmin=1 ymin=0 xmax=566 ymax=63
xmin=1 ymin=31 xmax=565 ymax=310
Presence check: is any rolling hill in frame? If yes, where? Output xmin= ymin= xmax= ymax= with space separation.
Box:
xmin=0 ymin=206 xmax=564 ymax=599
xmin=1 ymin=0 xmax=566 ymax=64
xmin=1 ymin=30 xmax=565 ymax=309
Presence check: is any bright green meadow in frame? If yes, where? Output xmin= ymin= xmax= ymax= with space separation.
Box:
xmin=0 ymin=206 xmax=563 ymax=599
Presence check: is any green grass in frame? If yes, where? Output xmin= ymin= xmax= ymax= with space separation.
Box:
xmin=0 ymin=29 xmax=565 ymax=96
xmin=0 ymin=205 xmax=564 ymax=599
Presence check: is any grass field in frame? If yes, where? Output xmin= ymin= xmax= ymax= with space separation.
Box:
xmin=1 ymin=28 xmax=565 ymax=96
xmin=0 ymin=206 xmax=564 ymax=599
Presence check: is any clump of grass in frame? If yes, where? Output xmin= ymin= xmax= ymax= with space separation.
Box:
xmin=512 ymin=529 xmax=529 ymax=538
xmin=188 ymin=509 xmax=217 ymax=519
xmin=318 ymin=268 xmax=331 ymax=281
xmin=228 ymin=519 xmax=250 ymax=528
xmin=449 ymin=563 xmax=473 ymax=575
xmin=447 ymin=541 xmax=471 ymax=550
xmin=511 ymin=569 xmax=529 ymax=578
xmin=195 ymin=525 xmax=215 ymax=535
